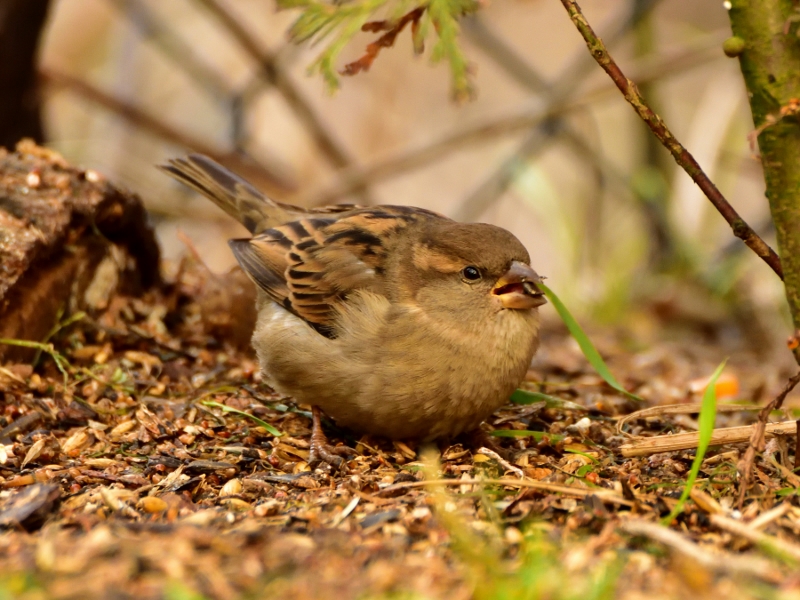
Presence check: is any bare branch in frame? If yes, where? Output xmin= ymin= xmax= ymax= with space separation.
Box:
xmin=193 ymin=0 xmax=359 ymax=178
xmin=107 ymin=0 xmax=231 ymax=103
xmin=737 ymin=371 xmax=800 ymax=508
xmin=299 ymin=31 xmax=725 ymax=206
xmin=454 ymin=1 xmax=659 ymax=221
xmin=40 ymin=68 xmax=296 ymax=196
xmin=558 ymin=0 xmax=784 ymax=280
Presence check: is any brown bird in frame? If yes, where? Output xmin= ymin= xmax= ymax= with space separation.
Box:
xmin=161 ymin=155 xmax=546 ymax=466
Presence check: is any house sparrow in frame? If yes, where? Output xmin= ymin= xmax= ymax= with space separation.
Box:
xmin=161 ymin=155 xmax=546 ymax=467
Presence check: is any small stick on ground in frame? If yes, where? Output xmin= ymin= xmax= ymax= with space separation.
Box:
xmin=737 ymin=371 xmax=800 ymax=509
xmin=476 ymin=447 xmax=524 ymax=477
xmin=41 ymin=68 xmax=295 ymax=195
xmin=709 ymin=513 xmax=800 ymax=564
xmin=377 ymin=477 xmax=631 ymax=506
xmin=616 ymin=403 xmax=760 ymax=435
xmin=767 ymin=455 xmax=800 ymax=488
xmin=618 ymin=420 xmax=798 ymax=458
xmin=749 ymin=503 xmax=791 ymax=531
xmin=619 ymin=519 xmax=780 ymax=581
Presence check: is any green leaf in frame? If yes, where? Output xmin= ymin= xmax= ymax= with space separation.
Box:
xmin=165 ymin=581 xmax=209 ymax=600
xmin=200 ymin=400 xmax=283 ymax=437
xmin=540 ymin=283 xmax=643 ymax=402
xmin=661 ymin=360 xmax=726 ymax=525
xmin=510 ymin=389 xmax=586 ymax=411
xmin=490 ymin=429 xmax=565 ymax=442
xmin=427 ymin=0 xmax=475 ymax=100
xmin=277 ymin=0 xmax=477 ymax=98
xmin=564 ymin=448 xmax=598 ymax=462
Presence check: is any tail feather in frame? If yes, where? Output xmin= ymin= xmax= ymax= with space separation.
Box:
xmin=160 ymin=154 xmax=302 ymax=233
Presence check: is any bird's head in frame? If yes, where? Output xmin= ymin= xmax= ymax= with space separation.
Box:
xmin=402 ymin=222 xmax=546 ymax=317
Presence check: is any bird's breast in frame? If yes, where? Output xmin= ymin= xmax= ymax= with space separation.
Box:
xmin=331 ymin=304 xmax=541 ymax=439
xmin=254 ymin=294 xmax=541 ymax=441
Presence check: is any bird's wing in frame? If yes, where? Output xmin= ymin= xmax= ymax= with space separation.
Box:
xmin=230 ymin=205 xmax=448 ymax=335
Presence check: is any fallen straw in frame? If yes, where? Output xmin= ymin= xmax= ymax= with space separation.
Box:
xmin=619 ymin=420 xmax=797 ymax=458
xmin=376 ymin=477 xmax=632 ymax=506
xmin=709 ymin=513 xmax=800 ymax=564
xmin=619 ymin=519 xmax=780 ymax=581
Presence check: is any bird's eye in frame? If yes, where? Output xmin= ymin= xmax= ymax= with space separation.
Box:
xmin=461 ymin=266 xmax=481 ymax=281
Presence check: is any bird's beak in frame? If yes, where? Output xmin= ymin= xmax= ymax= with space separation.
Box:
xmin=492 ymin=261 xmax=547 ymax=310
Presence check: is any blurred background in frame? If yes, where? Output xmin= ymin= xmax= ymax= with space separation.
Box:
xmin=1 ymin=0 xmax=791 ymax=363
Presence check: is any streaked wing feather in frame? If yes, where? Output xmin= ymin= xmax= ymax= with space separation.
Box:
xmin=228 ymin=239 xmax=290 ymax=304
xmin=231 ymin=206 xmax=450 ymax=332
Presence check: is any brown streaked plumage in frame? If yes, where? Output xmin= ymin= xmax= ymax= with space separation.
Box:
xmin=161 ymin=154 xmax=546 ymax=466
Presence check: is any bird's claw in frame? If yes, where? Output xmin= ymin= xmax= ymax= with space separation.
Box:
xmin=308 ymin=440 xmax=355 ymax=469
xmin=463 ymin=428 xmax=513 ymax=461
xmin=308 ymin=406 xmax=355 ymax=470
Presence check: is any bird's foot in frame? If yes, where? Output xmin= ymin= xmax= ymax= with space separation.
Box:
xmin=462 ymin=428 xmax=513 ymax=461
xmin=308 ymin=406 xmax=356 ymax=469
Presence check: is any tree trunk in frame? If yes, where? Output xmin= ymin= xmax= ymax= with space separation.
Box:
xmin=0 ymin=0 xmax=51 ymax=150
xmin=727 ymin=2 xmax=800 ymax=349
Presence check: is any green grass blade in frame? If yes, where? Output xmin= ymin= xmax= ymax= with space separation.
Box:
xmin=200 ymin=400 xmax=283 ymax=437
xmin=510 ymin=388 xmax=586 ymax=411
xmin=0 ymin=338 xmax=71 ymax=388
xmin=540 ymin=283 xmax=643 ymax=402
xmin=661 ymin=360 xmax=726 ymax=525
xmin=490 ymin=429 xmax=565 ymax=442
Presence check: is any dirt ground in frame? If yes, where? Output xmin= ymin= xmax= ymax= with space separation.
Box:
xmin=2 ymin=266 xmax=800 ymax=599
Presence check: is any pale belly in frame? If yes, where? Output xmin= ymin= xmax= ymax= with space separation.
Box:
xmin=253 ymin=294 xmax=540 ymax=440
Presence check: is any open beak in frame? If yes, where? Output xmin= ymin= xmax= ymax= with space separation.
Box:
xmin=492 ymin=261 xmax=546 ymax=310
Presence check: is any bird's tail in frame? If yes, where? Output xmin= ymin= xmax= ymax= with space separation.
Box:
xmin=160 ymin=154 xmax=303 ymax=234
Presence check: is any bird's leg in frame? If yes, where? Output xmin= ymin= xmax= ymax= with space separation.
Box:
xmin=462 ymin=428 xmax=513 ymax=461
xmin=308 ymin=406 xmax=355 ymax=469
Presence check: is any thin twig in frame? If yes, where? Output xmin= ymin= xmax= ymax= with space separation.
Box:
xmin=767 ymin=455 xmax=800 ymax=488
xmin=737 ymin=371 xmax=800 ymax=508
xmin=193 ymin=0 xmax=368 ymax=202
xmin=108 ymin=0 xmax=231 ymax=102
xmin=558 ymin=0 xmax=783 ymax=279
xmin=376 ymin=477 xmax=631 ymax=505
xmin=617 ymin=402 xmax=761 ymax=435
xmin=619 ymin=519 xmax=780 ymax=581
xmin=454 ymin=1 xmax=657 ymax=222
xmin=476 ymin=448 xmax=524 ymax=477
xmin=40 ymin=68 xmax=296 ymax=196
xmin=0 ymin=412 xmax=43 ymax=444
xmin=462 ymin=16 xmax=549 ymax=91
xmin=749 ymin=503 xmax=791 ymax=531
xmin=453 ymin=122 xmax=561 ymax=222
xmin=709 ymin=513 xmax=800 ymax=565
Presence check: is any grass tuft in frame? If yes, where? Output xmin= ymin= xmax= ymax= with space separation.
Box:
xmin=661 ymin=360 xmax=726 ymax=525
xmin=540 ymin=284 xmax=644 ymax=402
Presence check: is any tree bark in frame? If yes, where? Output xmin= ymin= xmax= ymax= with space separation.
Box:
xmin=0 ymin=0 xmax=51 ymax=150
xmin=727 ymin=2 xmax=800 ymax=342
xmin=0 ymin=141 xmax=161 ymax=363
